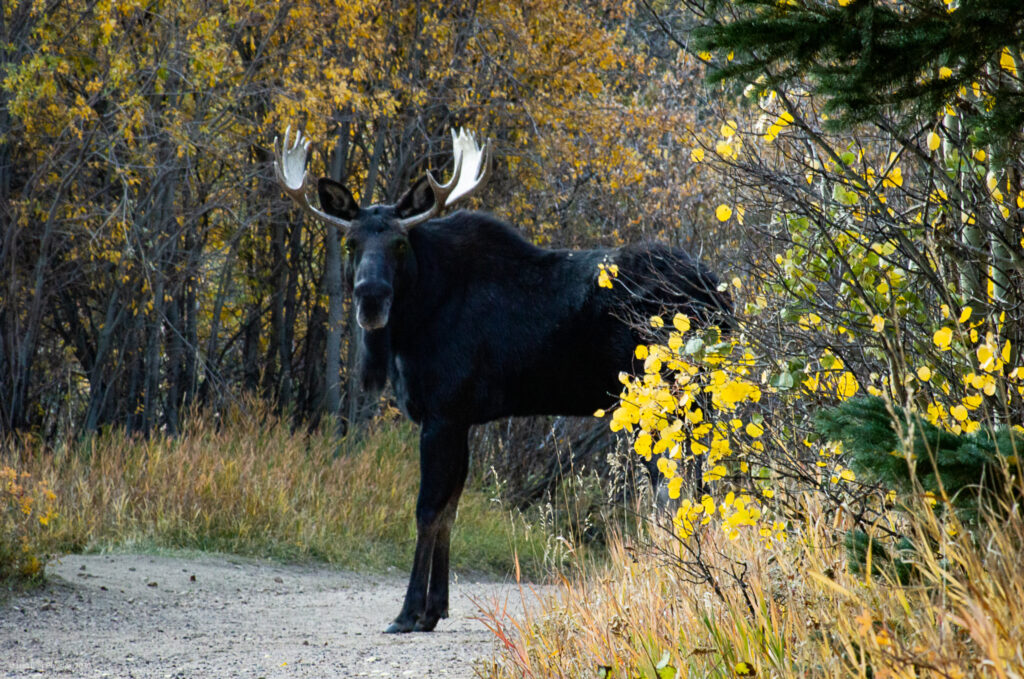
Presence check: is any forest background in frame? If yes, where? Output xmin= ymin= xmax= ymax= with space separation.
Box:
xmin=1 ymin=0 xmax=713 ymax=438
xmin=4 ymin=0 xmax=1024 ymax=675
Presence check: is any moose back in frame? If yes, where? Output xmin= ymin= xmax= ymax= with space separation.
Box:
xmin=273 ymin=128 xmax=732 ymax=633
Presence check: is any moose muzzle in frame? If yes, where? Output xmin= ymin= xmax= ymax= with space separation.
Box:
xmin=353 ymin=279 xmax=393 ymax=330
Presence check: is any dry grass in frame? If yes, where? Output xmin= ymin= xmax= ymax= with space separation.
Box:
xmin=479 ymin=490 xmax=1024 ymax=678
xmin=1 ymin=405 xmax=555 ymax=580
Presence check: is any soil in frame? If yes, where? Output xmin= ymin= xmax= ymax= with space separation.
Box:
xmin=0 ymin=552 xmax=533 ymax=678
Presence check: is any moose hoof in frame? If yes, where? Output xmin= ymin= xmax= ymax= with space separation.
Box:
xmin=384 ymin=618 xmax=417 ymax=634
xmin=413 ymin=615 xmax=440 ymax=632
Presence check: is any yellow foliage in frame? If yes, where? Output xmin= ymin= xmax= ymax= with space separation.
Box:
xmin=934 ymin=326 xmax=954 ymax=350
xmin=1 ymin=465 xmax=58 ymax=581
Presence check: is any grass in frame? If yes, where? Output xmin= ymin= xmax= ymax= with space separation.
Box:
xmin=477 ymin=486 xmax=1024 ymax=678
xmin=11 ymin=399 xmax=1020 ymax=678
xmin=1 ymin=404 xmax=576 ymax=583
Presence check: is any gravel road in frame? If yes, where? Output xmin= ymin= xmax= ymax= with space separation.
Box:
xmin=0 ymin=552 xmax=530 ymax=678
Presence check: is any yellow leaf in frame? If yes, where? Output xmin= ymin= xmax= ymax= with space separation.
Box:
xmin=883 ymin=166 xmax=903 ymax=188
xmin=716 ymin=204 xmax=733 ymax=222
xmin=836 ymin=372 xmax=859 ymax=400
xmin=701 ymin=495 xmax=716 ymax=513
xmin=667 ymin=476 xmax=683 ymax=499
xmin=933 ymin=327 xmax=953 ymax=350
xmin=958 ymin=306 xmax=972 ymax=323
xmin=917 ymin=365 xmax=932 ymax=382
xmin=1000 ymin=47 xmax=1018 ymax=76
xmin=977 ymin=344 xmax=994 ymax=369
xmin=939 ymin=66 xmax=953 ymax=79
xmin=690 ymin=147 xmax=705 ymax=162
xmin=657 ymin=456 xmax=678 ymax=478
xmin=703 ymin=465 xmax=727 ymax=482
xmin=926 ymin=131 xmax=941 ymax=151
xmin=673 ymin=313 xmax=691 ymax=333
xmin=871 ymin=315 xmax=885 ymax=332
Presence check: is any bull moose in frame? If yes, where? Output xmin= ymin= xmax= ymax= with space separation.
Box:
xmin=272 ymin=127 xmax=732 ymax=633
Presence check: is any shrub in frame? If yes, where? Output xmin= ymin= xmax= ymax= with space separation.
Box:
xmin=0 ymin=463 xmax=57 ymax=583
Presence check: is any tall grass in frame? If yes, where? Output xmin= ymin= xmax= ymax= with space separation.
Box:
xmin=1 ymin=405 xmax=562 ymax=580
xmin=479 ymin=488 xmax=1024 ymax=678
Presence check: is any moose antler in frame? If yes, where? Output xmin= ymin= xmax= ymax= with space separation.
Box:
xmin=273 ymin=126 xmax=353 ymax=231
xmin=397 ymin=128 xmax=491 ymax=229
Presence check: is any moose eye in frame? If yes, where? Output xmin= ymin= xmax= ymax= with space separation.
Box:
xmin=394 ymin=240 xmax=409 ymax=255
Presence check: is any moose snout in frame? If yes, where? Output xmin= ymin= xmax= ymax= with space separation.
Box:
xmin=353 ymin=280 xmax=393 ymax=330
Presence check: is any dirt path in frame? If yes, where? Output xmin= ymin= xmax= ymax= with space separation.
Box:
xmin=0 ymin=553 xmax=531 ymax=678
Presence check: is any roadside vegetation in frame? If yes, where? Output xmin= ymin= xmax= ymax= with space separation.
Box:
xmin=1 ymin=405 xmax=602 ymax=584
xmin=480 ymin=487 xmax=1024 ymax=678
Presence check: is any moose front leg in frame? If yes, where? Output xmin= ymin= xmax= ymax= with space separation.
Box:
xmin=385 ymin=421 xmax=469 ymax=633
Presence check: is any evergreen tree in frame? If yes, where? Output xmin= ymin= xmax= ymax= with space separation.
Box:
xmin=814 ymin=396 xmax=1022 ymax=506
xmin=691 ymin=0 xmax=1024 ymax=158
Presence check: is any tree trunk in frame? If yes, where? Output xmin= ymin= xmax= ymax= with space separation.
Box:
xmin=84 ymin=290 xmax=126 ymax=432
xmin=324 ymin=119 xmax=351 ymax=425
xmin=266 ymin=216 xmax=287 ymax=406
xmin=243 ymin=306 xmax=262 ymax=394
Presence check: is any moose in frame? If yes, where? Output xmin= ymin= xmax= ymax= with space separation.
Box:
xmin=273 ymin=127 xmax=732 ymax=633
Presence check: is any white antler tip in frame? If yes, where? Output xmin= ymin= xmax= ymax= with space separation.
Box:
xmin=273 ymin=124 xmax=353 ymax=231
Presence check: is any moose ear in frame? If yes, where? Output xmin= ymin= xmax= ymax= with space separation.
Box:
xmin=317 ymin=178 xmax=360 ymax=221
xmin=394 ymin=175 xmax=436 ymax=219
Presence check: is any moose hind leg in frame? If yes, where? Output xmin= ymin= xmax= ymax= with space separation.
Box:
xmin=386 ymin=422 xmax=469 ymax=633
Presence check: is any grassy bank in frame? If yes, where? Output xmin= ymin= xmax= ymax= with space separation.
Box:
xmin=2 ymin=407 xmax=575 ymax=583
xmin=479 ymin=488 xmax=1024 ymax=678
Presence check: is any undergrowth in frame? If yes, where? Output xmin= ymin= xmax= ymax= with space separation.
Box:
xmin=478 ymin=481 xmax=1024 ymax=678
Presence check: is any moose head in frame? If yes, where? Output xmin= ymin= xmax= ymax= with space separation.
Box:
xmin=273 ymin=126 xmax=491 ymax=330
